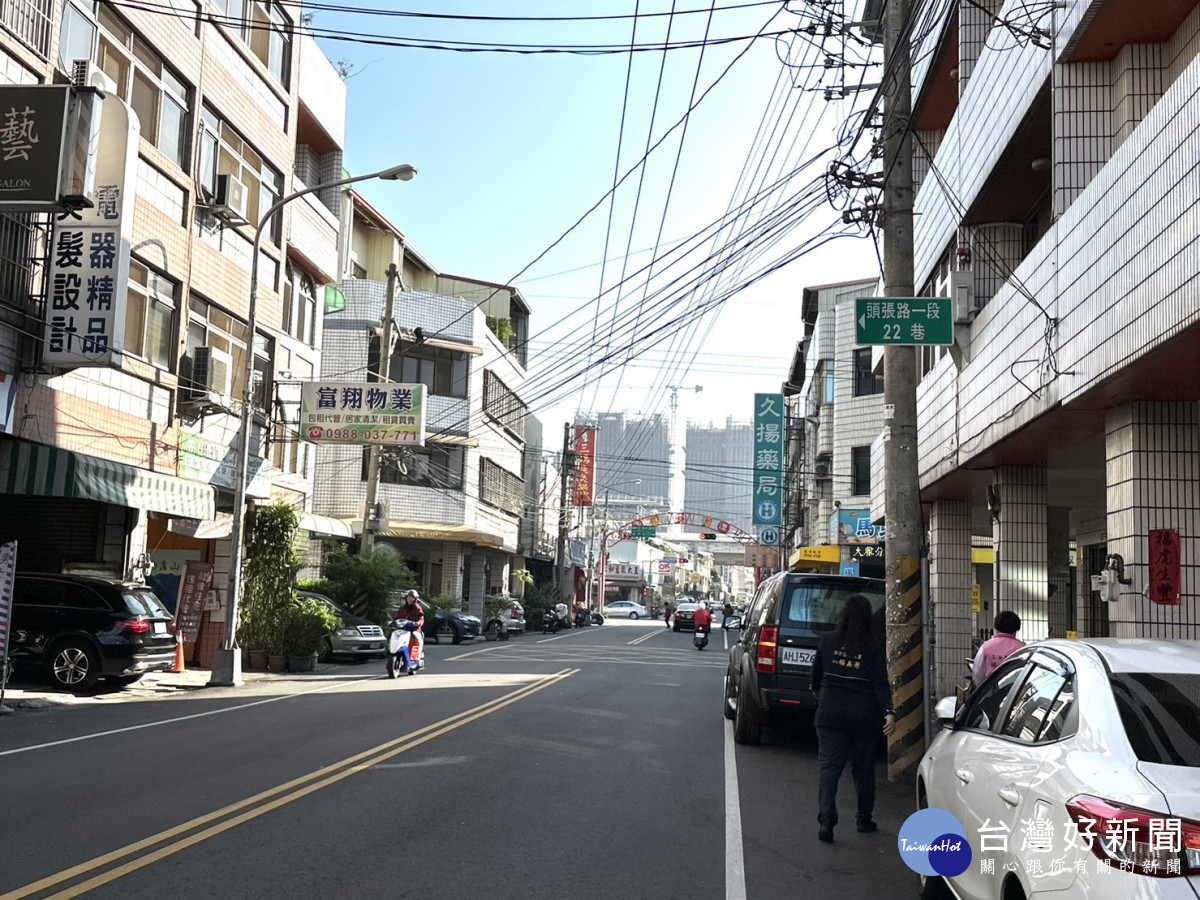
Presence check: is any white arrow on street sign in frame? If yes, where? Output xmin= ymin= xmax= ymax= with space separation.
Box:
xmin=858 ymin=313 xmax=866 ymax=330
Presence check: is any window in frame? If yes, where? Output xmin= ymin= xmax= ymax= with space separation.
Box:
xmin=851 ymin=446 xmax=871 ymax=496
xmin=960 ymin=657 xmax=1028 ymax=732
xmin=479 ymin=457 xmax=524 ymax=516
xmin=186 ymin=294 xmax=249 ymax=400
xmin=1111 ymin=673 xmax=1200 ymax=767
xmin=124 ymin=260 xmax=176 ymax=369
xmin=389 ymin=344 xmax=468 ymax=399
xmin=210 ymin=0 xmax=292 ymax=86
xmin=3 ymin=0 xmax=54 ymax=58
xmin=484 ymin=370 xmax=526 ymax=441
xmin=364 ymin=444 xmax=465 ymax=490
xmin=96 ymin=7 xmax=189 ymax=168
xmin=782 ymin=580 xmax=885 ymax=632
xmin=57 ymin=0 xmax=95 ymax=73
xmin=1000 ymin=665 xmax=1071 ymax=743
xmin=282 ymin=262 xmax=316 ymax=345
xmin=853 ymin=348 xmax=883 ymax=396
xmin=198 ymin=106 xmax=284 ymax=241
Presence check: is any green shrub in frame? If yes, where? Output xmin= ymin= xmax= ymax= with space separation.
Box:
xmin=281 ymin=597 xmax=341 ymax=657
xmin=312 ymin=545 xmax=416 ymax=625
xmin=240 ymin=501 xmax=301 ymax=654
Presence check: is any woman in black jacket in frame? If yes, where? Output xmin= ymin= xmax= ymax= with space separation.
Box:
xmin=809 ymin=594 xmax=896 ymax=842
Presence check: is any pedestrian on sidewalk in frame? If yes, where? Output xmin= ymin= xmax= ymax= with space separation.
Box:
xmin=810 ymin=595 xmax=895 ymax=843
xmin=971 ymin=611 xmax=1024 ymax=685
xmin=663 ymin=601 xmax=672 ymax=629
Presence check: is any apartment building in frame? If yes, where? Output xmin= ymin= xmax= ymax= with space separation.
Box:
xmin=684 ymin=417 xmax=752 ymax=533
xmin=782 ymin=278 xmax=884 ymax=579
xmin=313 ymin=193 xmax=544 ymax=617
xmin=0 ymin=3 xmax=345 ymax=664
xmin=869 ymin=1 xmax=1200 ymax=700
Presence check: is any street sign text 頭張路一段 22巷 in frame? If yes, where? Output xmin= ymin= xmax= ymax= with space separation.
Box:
xmin=855 ymin=297 xmax=953 ymax=346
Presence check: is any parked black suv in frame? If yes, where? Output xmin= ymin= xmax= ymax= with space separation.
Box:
xmin=7 ymin=573 xmax=177 ymax=691
xmin=723 ymin=571 xmax=886 ymax=744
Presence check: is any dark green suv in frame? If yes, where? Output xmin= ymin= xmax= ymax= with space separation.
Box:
xmin=723 ymin=571 xmax=886 ymax=744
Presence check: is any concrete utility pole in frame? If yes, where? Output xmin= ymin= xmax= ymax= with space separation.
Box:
xmin=360 ymin=262 xmax=400 ymax=555
xmin=556 ymin=422 xmax=574 ymax=602
xmin=881 ymin=0 xmax=926 ymax=780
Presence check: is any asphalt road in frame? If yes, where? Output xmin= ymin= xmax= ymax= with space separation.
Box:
xmin=0 ymin=619 xmax=919 ymax=900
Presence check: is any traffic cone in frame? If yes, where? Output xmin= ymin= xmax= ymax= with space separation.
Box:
xmin=171 ymin=635 xmax=186 ymax=674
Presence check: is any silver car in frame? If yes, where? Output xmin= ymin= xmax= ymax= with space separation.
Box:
xmin=298 ymin=592 xmax=388 ymax=661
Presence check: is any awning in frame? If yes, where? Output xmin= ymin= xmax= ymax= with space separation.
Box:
xmin=374 ymin=521 xmax=504 ymax=548
xmin=1 ymin=439 xmax=215 ymax=520
xmin=299 ymin=512 xmax=355 ymax=539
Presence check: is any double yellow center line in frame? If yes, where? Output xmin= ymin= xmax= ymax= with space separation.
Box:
xmin=4 ymin=668 xmax=579 ymax=900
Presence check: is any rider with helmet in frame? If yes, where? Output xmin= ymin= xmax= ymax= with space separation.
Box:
xmin=392 ymin=589 xmax=426 ymax=668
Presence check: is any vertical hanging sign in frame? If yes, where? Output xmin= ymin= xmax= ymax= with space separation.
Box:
xmin=753 ymin=393 xmax=784 ymax=527
xmin=1148 ymin=529 xmax=1182 ymax=605
xmin=0 ymin=540 xmax=15 ymax=667
xmin=572 ymin=425 xmax=596 ymax=507
xmin=43 ymin=92 xmax=139 ymax=368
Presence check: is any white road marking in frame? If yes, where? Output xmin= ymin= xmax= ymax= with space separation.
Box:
xmin=536 ymin=628 xmax=593 ymax=643
xmin=725 ymin=720 xmax=747 ymax=900
xmin=628 ymin=630 xmax=661 ymax=646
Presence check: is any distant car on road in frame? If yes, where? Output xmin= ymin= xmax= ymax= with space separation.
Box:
xmin=298 ymin=591 xmax=387 ymax=661
xmin=485 ymin=599 xmax=526 ymax=636
xmin=672 ymin=602 xmax=703 ymax=632
xmin=425 ymin=606 xmax=482 ymax=645
xmin=605 ymin=600 xmax=647 ymax=619
xmin=917 ymin=638 xmax=1200 ymax=900
xmin=7 ymin=573 xmax=177 ymax=691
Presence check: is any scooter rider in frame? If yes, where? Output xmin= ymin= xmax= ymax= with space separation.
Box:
xmin=393 ymin=589 xmax=426 ymax=668
xmin=693 ymin=605 xmax=713 ymax=634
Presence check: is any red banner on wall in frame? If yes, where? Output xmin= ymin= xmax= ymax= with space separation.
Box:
xmin=572 ymin=425 xmax=596 ymax=507
xmin=1148 ymin=529 xmax=1182 ymax=606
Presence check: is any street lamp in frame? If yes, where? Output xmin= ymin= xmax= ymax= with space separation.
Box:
xmin=209 ymin=163 xmax=418 ymax=687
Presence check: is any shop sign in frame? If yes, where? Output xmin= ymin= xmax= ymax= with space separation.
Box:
xmin=175 ymin=561 xmax=213 ymax=642
xmin=752 ymin=393 xmax=783 ymax=526
xmin=571 ymin=425 xmax=595 ymax=507
xmin=0 ymin=85 xmax=70 ymax=208
xmin=178 ymin=433 xmax=271 ymax=497
xmin=299 ymin=381 xmax=425 ymax=445
xmin=43 ymin=92 xmax=137 ymax=368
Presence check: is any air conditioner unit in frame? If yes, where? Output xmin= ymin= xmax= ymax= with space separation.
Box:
xmin=213 ymin=174 xmax=250 ymax=224
xmin=72 ymin=59 xmax=117 ymax=94
xmin=814 ymin=452 xmax=833 ymax=481
xmin=184 ymin=346 xmax=233 ymax=406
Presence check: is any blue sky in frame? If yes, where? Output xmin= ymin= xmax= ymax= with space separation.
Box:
xmin=314 ymin=1 xmax=881 ymax=438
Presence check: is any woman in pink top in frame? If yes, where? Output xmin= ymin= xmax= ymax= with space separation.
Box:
xmin=972 ymin=611 xmax=1024 ymax=684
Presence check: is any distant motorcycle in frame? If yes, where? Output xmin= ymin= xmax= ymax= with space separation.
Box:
xmin=542 ymin=604 xmax=572 ymax=634
xmin=693 ymin=624 xmax=710 ymax=651
xmin=386 ymin=620 xmax=423 ymax=678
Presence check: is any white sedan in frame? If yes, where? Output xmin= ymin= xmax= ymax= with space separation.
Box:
xmin=604 ymin=601 xmax=648 ymax=619
xmin=917 ymin=638 xmax=1200 ymax=900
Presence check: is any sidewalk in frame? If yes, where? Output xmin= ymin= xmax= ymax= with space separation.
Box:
xmin=0 ymin=664 xmax=328 ymax=714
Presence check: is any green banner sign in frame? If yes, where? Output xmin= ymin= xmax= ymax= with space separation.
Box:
xmin=753 ymin=393 xmax=784 ymax=527
xmin=631 ymin=525 xmax=656 ymax=539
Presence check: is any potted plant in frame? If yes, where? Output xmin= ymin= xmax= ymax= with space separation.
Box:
xmin=241 ymin=502 xmax=302 ymax=670
xmin=283 ymin=597 xmax=340 ymax=672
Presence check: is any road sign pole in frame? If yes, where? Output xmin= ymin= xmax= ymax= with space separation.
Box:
xmin=882 ymin=0 xmax=926 ymax=781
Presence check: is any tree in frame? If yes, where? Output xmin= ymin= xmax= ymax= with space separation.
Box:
xmin=240 ymin=501 xmax=301 ymax=654
xmin=302 ymin=544 xmax=415 ymax=625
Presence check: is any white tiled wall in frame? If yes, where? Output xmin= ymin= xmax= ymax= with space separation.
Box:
xmin=929 ymin=499 xmax=973 ymax=701
xmin=992 ymin=465 xmax=1049 ymax=642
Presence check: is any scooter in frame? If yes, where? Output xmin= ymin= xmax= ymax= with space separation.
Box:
xmin=386 ymin=620 xmax=423 ymax=678
xmin=574 ymin=607 xmax=592 ymax=628
xmin=693 ymin=624 xmax=710 ymax=650
xmin=542 ymin=605 xmax=572 ymax=634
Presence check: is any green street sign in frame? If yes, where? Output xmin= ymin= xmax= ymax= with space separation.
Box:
xmin=856 ymin=297 xmax=953 ymax=346
xmin=631 ymin=525 xmax=657 ymax=539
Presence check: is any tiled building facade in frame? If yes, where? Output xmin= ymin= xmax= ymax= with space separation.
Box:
xmin=0 ymin=3 xmax=345 ymax=664
xmin=884 ymin=0 xmax=1200 ymax=701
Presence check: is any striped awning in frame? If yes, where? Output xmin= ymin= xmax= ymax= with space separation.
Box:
xmin=0 ymin=439 xmax=215 ymax=521
xmin=298 ymin=512 xmax=355 ymax=538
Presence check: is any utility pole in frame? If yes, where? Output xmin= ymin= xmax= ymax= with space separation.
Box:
xmin=881 ymin=0 xmax=925 ymax=779
xmin=666 ymin=384 xmax=702 ymax=516
xmin=556 ymin=422 xmax=574 ymax=603
xmin=360 ymin=262 xmax=399 ymax=555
